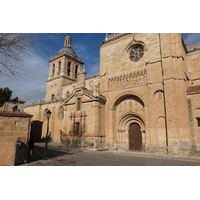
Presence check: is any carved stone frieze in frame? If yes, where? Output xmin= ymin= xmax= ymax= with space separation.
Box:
xmin=108 ymin=69 xmax=147 ymax=90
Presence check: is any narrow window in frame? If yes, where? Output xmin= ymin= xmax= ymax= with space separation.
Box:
xmin=58 ymin=61 xmax=61 ymax=75
xmin=197 ymin=118 xmax=200 ymax=127
xmin=77 ymin=98 xmax=81 ymax=111
xmin=67 ymin=62 xmax=71 ymax=76
xmin=66 ymin=91 xmax=70 ymax=97
xmin=75 ymin=65 xmax=78 ymax=79
xmin=51 ymin=94 xmax=55 ymax=101
xmin=52 ymin=64 xmax=55 ymax=77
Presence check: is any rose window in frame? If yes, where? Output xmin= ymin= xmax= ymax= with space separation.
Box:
xmin=129 ymin=45 xmax=144 ymax=62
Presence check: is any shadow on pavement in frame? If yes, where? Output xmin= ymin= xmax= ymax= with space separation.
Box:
xmin=27 ymin=144 xmax=73 ymax=163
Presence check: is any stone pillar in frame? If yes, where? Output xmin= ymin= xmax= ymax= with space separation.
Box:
xmin=77 ymin=70 xmax=86 ymax=88
xmin=159 ymin=33 xmax=192 ymax=156
xmin=92 ymin=103 xmax=101 ymax=136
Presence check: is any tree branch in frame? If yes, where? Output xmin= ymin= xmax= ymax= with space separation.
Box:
xmin=0 ymin=33 xmax=33 ymax=77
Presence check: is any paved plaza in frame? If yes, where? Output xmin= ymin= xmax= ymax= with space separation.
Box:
xmin=22 ymin=142 xmax=200 ymax=166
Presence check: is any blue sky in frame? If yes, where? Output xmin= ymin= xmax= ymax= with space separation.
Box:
xmin=1 ymin=33 xmax=200 ymax=105
xmin=30 ymin=33 xmax=106 ymax=74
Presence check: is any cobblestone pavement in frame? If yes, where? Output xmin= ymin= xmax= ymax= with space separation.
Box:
xmin=22 ymin=142 xmax=200 ymax=166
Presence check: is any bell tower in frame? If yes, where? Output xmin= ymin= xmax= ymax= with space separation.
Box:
xmin=46 ymin=35 xmax=84 ymax=101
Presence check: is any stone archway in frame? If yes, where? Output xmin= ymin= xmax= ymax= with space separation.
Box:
xmin=117 ymin=112 xmax=145 ymax=150
xmin=112 ymin=94 xmax=145 ymax=151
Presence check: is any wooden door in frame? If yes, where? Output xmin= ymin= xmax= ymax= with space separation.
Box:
xmin=129 ymin=123 xmax=142 ymax=151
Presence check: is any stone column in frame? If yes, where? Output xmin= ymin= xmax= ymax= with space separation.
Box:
xmin=93 ymin=103 xmax=101 ymax=136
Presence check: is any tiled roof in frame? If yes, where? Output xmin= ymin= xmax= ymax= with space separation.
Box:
xmin=0 ymin=111 xmax=33 ymax=118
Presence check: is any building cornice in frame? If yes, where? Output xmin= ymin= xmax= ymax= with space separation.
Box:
xmin=49 ymin=52 xmax=84 ymax=65
xmin=0 ymin=111 xmax=33 ymax=118
xmin=99 ymin=33 xmax=132 ymax=47
xmin=46 ymin=75 xmax=76 ymax=83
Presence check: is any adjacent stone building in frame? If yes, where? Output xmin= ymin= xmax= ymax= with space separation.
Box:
xmin=0 ymin=111 xmax=32 ymax=165
xmin=25 ymin=33 xmax=200 ymax=156
xmin=0 ymin=98 xmax=25 ymax=112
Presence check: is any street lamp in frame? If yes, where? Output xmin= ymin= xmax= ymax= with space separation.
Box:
xmin=44 ymin=110 xmax=51 ymax=160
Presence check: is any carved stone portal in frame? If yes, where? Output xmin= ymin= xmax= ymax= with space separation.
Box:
xmin=115 ymin=96 xmax=145 ymax=150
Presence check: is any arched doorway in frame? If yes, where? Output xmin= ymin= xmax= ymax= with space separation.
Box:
xmin=129 ymin=123 xmax=142 ymax=151
xmin=111 ymin=93 xmax=145 ymax=151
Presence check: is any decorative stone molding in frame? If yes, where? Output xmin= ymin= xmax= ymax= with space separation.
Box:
xmin=69 ymin=111 xmax=87 ymax=136
xmin=124 ymin=37 xmax=147 ymax=55
xmin=108 ymin=69 xmax=147 ymax=90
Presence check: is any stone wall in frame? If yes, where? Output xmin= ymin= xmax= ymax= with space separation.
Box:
xmin=0 ymin=99 xmax=25 ymax=112
xmin=100 ymin=33 xmax=192 ymax=155
xmin=0 ymin=111 xmax=32 ymax=166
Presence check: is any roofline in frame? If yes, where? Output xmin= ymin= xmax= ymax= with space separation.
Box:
xmin=49 ymin=52 xmax=84 ymax=65
xmin=99 ymin=33 xmax=132 ymax=47
xmin=8 ymin=98 xmax=25 ymax=104
xmin=0 ymin=111 xmax=33 ymax=118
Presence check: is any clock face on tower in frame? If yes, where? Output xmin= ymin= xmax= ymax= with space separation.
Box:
xmin=129 ymin=45 xmax=144 ymax=62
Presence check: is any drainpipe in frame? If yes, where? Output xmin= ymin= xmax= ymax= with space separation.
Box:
xmin=159 ymin=33 xmax=169 ymax=155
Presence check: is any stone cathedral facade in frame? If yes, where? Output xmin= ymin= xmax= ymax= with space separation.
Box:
xmin=25 ymin=33 xmax=200 ymax=156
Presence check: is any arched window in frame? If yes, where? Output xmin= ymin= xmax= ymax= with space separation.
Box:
xmin=58 ymin=61 xmax=61 ymax=75
xmin=65 ymin=91 xmax=70 ymax=98
xmin=67 ymin=62 xmax=71 ymax=76
xmin=154 ymin=90 xmax=164 ymax=101
xmin=75 ymin=65 xmax=78 ymax=79
xmin=12 ymin=105 xmax=18 ymax=112
xmin=51 ymin=94 xmax=55 ymax=101
xmin=52 ymin=64 xmax=55 ymax=77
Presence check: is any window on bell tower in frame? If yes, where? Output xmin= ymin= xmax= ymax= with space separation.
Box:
xmin=75 ymin=65 xmax=78 ymax=79
xmin=51 ymin=94 xmax=55 ymax=101
xmin=67 ymin=62 xmax=71 ymax=76
xmin=58 ymin=61 xmax=61 ymax=75
xmin=52 ymin=64 xmax=55 ymax=77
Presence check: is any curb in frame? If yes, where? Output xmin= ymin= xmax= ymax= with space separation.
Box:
xmin=112 ymin=151 xmax=200 ymax=163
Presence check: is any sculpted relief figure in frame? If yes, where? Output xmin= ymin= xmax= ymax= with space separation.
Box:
xmin=94 ymin=83 xmax=100 ymax=96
